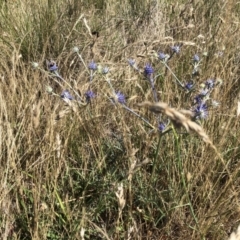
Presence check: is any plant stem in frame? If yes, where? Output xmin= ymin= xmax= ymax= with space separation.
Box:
xmin=172 ymin=126 xmax=200 ymax=233
xmin=162 ymin=62 xmax=185 ymax=88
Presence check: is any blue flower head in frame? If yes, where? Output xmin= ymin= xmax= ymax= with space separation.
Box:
xmin=88 ymin=61 xmax=97 ymax=71
xmin=185 ymin=82 xmax=194 ymax=91
xmin=85 ymin=90 xmax=95 ymax=102
xmin=128 ymin=58 xmax=136 ymax=66
xmin=128 ymin=58 xmax=139 ymax=71
xmin=115 ymin=91 xmax=126 ymax=104
xmin=158 ymin=122 xmax=166 ymax=132
xmin=171 ymin=45 xmax=181 ymax=54
xmin=158 ymin=52 xmax=166 ymax=61
xmin=61 ymin=90 xmax=74 ymax=100
xmin=144 ymin=64 xmax=154 ymax=76
xmin=194 ymin=94 xmax=203 ymax=104
xmin=47 ymin=60 xmax=58 ymax=72
xmin=193 ymin=54 xmax=200 ymax=62
xmin=194 ymin=88 xmax=209 ymax=104
xmin=205 ymin=79 xmax=215 ymax=89
xmin=193 ymin=103 xmax=208 ymax=120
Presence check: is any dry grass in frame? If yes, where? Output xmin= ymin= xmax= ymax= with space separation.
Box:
xmin=0 ymin=0 xmax=240 ymax=239
xmin=229 ymin=225 xmax=240 ymax=240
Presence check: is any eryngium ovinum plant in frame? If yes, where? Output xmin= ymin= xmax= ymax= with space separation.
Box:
xmin=31 ymin=44 xmax=226 ymax=237
xmin=32 ymin=44 xmax=222 ymax=161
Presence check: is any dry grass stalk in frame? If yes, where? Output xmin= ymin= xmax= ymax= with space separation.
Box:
xmin=115 ymin=183 xmax=126 ymax=215
xmin=139 ymin=101 xmax=235 ymax=195
xmin=32 ymin=101 xmax=41 ymax=129
xmin=127 ymin=158 xmax=150 ymax=181
xmin=229 ymin=225 xmax=240 ymax=240
xmin=0 ymin=0 xmax=239 ymax=238
xmin=138 ymin=101 xmax=213 ymax=146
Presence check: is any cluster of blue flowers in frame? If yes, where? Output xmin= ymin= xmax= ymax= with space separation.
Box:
xmin=36 ymin=52 xmax=127 ymax=108
xmin=43 ymin=57 xmax=110 ymax=104
xmin=33 ymin=43 xmax=221 ymax=135
xmin=127 ymin=44 xmax=221 ymax=132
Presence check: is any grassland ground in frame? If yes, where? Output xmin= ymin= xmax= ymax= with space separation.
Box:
xmin=0 ymin=0 xmax=240 ymax=239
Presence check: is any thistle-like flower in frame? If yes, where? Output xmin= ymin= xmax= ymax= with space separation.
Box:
xmin=194 ymin=95 xmax=203 ymax=104
xmin=171 ymin=45 xmax=181 ymax=54
xmin=115 ymin=91 xmax=126 ymax=104
xmin=158 ymin=52 xmax=166 ymax=61
xmin=128 ymin=58 xmax=135 ymax=66
xmin=61 ymin=90 xmax=74 ymax=100
xmin=193 ymin=103 xmax=208 ymax=120
xmin=128 ymin=58 xmax=139 ymax=71
xmin=185 ymin=82 xmax=194 ymax=91
xmin=193 ymin=54 xmax=200 ymax=62
xmin=85 ymin=90 xmax=95 ymax=102
xmin=144 ymin=64 xmax=154 ymax=76
xmin=158 ymin=122 xmax=166 ymax=132
xmin=205 ymin=79 xmax=215 ymax=89
xmin=88 ymin=61 xmax=97 ymax=71
xmin=47 ymin=60 xmax=58 ymax=72
xmin=194 ymin=88 xmax=209 ymax=104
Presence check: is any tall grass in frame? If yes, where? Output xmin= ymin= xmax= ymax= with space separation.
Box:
xmin=0 ymin=0 xmax=240 ymax=239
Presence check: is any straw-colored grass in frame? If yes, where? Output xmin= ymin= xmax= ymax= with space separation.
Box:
xmin=0 ymin=0 xmax=240 ymax=239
